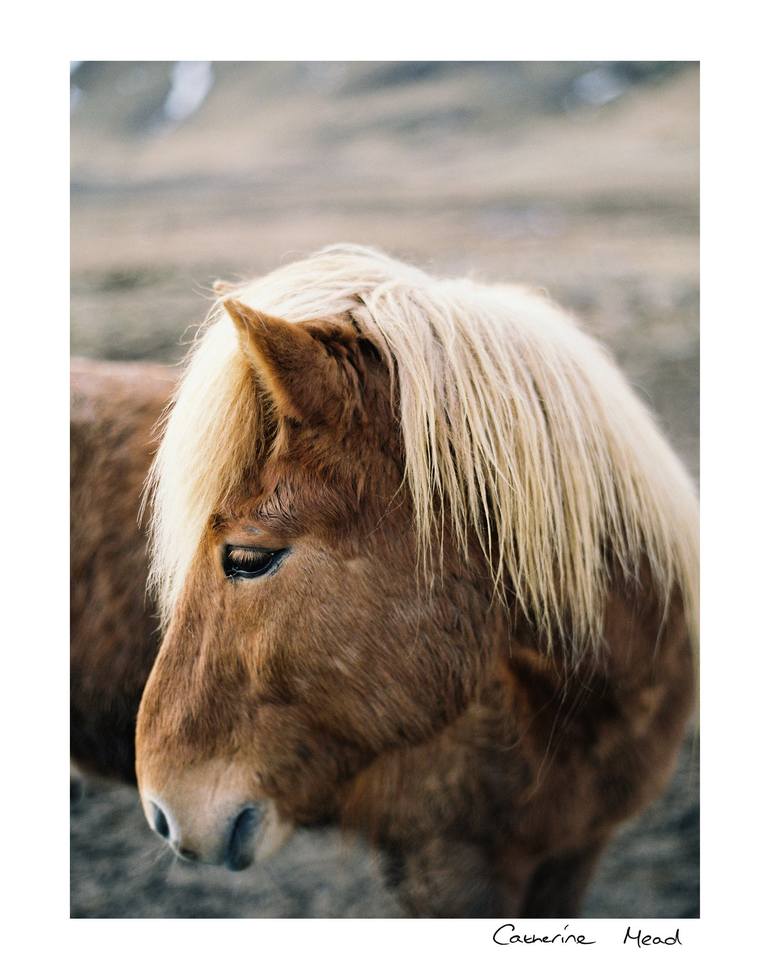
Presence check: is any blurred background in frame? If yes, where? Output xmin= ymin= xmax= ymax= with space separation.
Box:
xmin=70 ymin=61 xmax=699 ymax=918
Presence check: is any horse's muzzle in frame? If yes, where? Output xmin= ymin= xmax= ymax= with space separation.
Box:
xmin=146 ymin=795 xmax=265 ymax=870
xmin=138 ymin=756 xmax=294 ymax=868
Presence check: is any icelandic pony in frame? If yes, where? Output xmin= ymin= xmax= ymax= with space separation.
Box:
xmin=135 ymin=245 xmax=698 ymax=916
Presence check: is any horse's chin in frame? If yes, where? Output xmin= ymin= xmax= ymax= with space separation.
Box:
xmin=251 ymin=802 xmax=294 ymax=862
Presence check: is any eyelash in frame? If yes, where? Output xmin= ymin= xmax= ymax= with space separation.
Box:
xmin=222 ymin=546 xmax=288 ymax=580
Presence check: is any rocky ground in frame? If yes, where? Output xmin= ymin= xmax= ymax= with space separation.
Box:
xmin=70 ymin=61 xmax=699 ymax=918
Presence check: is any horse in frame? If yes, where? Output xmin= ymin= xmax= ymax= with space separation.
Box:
xmin=71 ymin=358 xmax=176 ymax=783
xmin=128 ymin=244 xmax=696 ymax=917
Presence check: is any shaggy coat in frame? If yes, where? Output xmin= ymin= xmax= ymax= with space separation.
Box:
xmin=71 ymin=359 xmax=175 ymax=781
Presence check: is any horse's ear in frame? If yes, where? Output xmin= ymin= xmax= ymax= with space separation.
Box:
xmin=223 ymin=298 xmax=348 ymax=423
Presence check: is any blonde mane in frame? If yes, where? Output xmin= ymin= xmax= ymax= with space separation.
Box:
xmin=147 ymin=245 xmax=699 ymax=655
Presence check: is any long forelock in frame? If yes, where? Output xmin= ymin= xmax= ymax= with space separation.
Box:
xmin=147 ymin=244 xmax=699 ymax=655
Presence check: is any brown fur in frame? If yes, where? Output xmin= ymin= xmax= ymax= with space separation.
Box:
xmin=70 ymin=359 xmax=176 ymax=782
xmin=129 ymin=303 xmax=695 ymax=916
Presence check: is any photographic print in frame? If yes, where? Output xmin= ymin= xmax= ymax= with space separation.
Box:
xmin=70 ymin=61 xmax=699 ymax=919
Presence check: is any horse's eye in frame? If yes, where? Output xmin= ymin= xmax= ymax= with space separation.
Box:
xmin=223 ymin=545 xmax=286 ymax=580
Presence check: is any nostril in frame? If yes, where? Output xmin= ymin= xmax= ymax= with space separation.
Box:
xmin=150 ymin=802 xmax=170 ymax=840
xmin=225 ymin=805 xmax=263 ymax=871
xmin=178 ymin=847 xmax=199 ymax=862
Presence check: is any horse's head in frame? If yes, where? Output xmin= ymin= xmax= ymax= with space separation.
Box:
xmin=135 ymin=299 xmax=491 ymax=868
xmin=135 ymin=247 xmax=698 ymax=872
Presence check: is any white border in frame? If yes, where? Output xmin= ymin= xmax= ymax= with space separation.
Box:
xmin=3 ymin=1 xmax=767 ymax=975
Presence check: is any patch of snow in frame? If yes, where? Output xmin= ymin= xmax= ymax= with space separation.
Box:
xmin=570 ymin=67 xmax=628 ymax=108
xmin=162 ymin=61 xmax=214 ymax=124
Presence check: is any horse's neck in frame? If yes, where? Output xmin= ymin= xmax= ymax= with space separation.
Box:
xmin=340 ymin=636 xmax=537 ymax=837
xmin=338 ymin=639 xmax=554 ymax=915
xmin=339 ymin=578 xmax=695 ymax=916
xmin=341 ymin=577 xmax=694 ymax=847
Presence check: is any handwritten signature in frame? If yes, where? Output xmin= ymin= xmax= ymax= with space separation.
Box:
xmin=493 ymin=923 xmax=595 ymax=945
xmin=493 ymin=924 xmax=683 ymax=947
xmin=623 ymin=927 xmax=682 ymax=947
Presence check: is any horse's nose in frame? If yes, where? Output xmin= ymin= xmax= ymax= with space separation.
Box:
xmin=143 ymin=795 xmax=265 ymax=870
xmin=150 ymin=801 xmax=170 ymax=839
xmin=225 ymin=805 xmax=263 ymax=870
